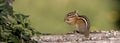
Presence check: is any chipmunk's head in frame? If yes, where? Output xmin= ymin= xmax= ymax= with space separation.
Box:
xmin=66 ymin=10 xmax=79 ymax=17
xmin=64 ymin=10 xmax=79 ymax=25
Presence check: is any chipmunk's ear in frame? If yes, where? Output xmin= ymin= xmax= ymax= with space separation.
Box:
xmin=74 ymin=10 xmax=79 ymax=16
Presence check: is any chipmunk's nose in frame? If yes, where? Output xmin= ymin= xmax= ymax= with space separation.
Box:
xmin=64 ymin=18 xmax=69 ymax=22
xmin=66 ymin=19 xmax=69 ymax=21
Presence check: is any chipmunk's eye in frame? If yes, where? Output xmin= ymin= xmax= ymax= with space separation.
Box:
xmin=67 ymin=14 xmax=71 ymax=16
xmin=69 ymin=15 xmax=74 ymax=17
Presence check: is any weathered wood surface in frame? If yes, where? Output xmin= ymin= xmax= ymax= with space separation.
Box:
xmin=31 ymin=31 xmax=120 ymax=43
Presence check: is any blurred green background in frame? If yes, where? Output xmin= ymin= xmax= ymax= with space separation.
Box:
xmin=13 ymin=0 xmax=120 ymax=34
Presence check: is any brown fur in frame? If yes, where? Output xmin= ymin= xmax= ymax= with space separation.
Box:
xmin=64 ymin=10 xmax=90 ymax=38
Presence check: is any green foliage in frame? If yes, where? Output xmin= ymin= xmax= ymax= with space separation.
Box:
xmin=0 ymin=0 xmax=37 ymax=43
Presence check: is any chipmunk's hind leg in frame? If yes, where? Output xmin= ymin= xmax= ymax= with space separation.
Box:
xmin=77 ymin=29 xmax=90 ymax=38
xmin=73 ymin=29 xmax=80 ymax=33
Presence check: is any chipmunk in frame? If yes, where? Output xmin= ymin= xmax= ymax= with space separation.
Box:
xmin=64 ymin=10 xmax=90 ymax=38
